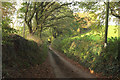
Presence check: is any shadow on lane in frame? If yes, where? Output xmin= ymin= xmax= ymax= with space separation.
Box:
xmin=48 ymin=48 xmax=96 ymax=78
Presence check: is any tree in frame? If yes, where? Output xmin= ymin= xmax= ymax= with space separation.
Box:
xmin=1 ymin=2 xmax=16 ymax=35
xmin=78 ymin=2 xmax=106 ymax=33
xmin=1 ymin=2 xmax=17 ymax=44
xmin=109 ymin=1 xmax=120 ymax=19
xmin=19 ymin=2 xmax=73 ymax=38
xmin=77 ymin=1 xmax=119 ymax=47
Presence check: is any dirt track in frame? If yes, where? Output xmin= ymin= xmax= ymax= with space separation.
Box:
xmin=49 ymin=46 xmax=97 ymax=78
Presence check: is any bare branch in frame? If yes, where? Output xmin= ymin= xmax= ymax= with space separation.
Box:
xmin=109 ymin=6 xmax=120 ymax=19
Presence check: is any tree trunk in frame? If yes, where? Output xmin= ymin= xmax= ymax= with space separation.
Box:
xmin=23 ymin=22 xmax=25 ymax=38
xmin=104 ymin=0 xmax=109 ymax=48
xmin=28 ymin=22 xmax=33 ymax=34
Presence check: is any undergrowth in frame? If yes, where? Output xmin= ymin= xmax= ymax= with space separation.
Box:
xmin=51 ymin=35 xmax=120 ymax=78
xmin=2 ymin=34 xmax=48 ymax=78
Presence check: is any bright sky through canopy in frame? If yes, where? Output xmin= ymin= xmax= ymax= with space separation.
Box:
xmin=11 ymin=0 xmax=116 ymax=29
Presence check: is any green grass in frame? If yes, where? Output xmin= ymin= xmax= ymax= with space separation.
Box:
xmin=51 ymin=25 xmax=119 ymax=78
xmin=108 ymin=25 xmax=118 ymax=38
xmin=52 ymin=34 xmax=120 ymax=78
xmin=71 ymin=25 xmax=118 ymax=40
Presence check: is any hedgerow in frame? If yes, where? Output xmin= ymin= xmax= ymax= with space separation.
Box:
xmin=51 ymin=35 xmax=120 ymax=77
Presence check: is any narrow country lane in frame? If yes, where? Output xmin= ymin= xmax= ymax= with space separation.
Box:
xmin=48 ymin=46 xmax=97 ymax=78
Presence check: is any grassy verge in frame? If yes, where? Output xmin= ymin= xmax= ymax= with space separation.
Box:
xmin=51 ymin=35 xmax=120 ymax=78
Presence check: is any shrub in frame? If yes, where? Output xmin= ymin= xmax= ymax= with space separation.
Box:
xmin=2 ymin=34 xmax=48 ymax=77
xmin=52 ymin=35 xmax=120 ymax=77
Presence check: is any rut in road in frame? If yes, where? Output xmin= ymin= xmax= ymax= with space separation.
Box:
xmin=48 ymin=46 xmax=97 ymax=78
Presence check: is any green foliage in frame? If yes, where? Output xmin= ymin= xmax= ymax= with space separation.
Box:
xmin=52 ymin=35 xmax=120 ymax=77
xmin=2 ymin=34 xmax=48 ymax=77
xmin=92 ymin=37 xmax=119 ymax=77
xmin=2 ymin=21 xmax=17 ymax=45
xmin=2 ymin=2 xmax=17 ymax=45
xmin=2 ymin=1 xmax=119 ymax=78
xmin=2 ymin=23 xmax=17 ymax=45
xmin=18 ymin=1 xmax=74 ymax=37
